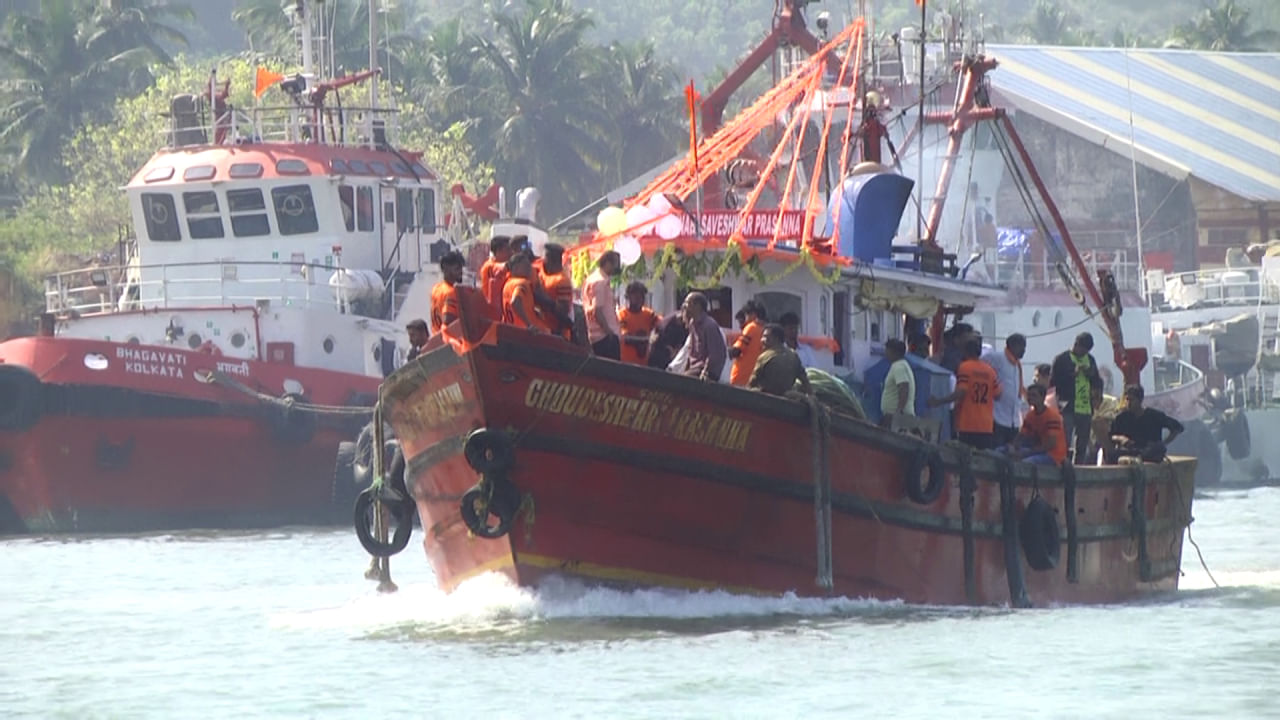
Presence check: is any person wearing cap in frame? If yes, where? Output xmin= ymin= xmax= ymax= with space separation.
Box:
xmin=405 ymin=318 xmax=429 ymax=361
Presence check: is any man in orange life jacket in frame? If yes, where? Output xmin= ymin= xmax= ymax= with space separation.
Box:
xmin=728 ymin=300 xmax=766 ymax=386
xmin=539 ymin=243 xmax=575 ymax=340
xmin=502 ymin=252 xmax=545 ymax=332
xmin=618 ymin=281 xmax=659 ymax=365
xmin=429 ymin=250 xmax=465 ymax=336
xmin=479 ymin=235 xmax=512 ymax=310
xmin=930 ymin=337 xmax=1002 ymax=450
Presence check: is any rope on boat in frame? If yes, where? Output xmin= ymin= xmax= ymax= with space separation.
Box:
xmin=198 ymin=370 xmax=374 ymax=417
xmin=369 ymin=398 xmax=397 ymax=593
xmin=955 ymin=444 xmax=978 ymax=605
xmin=997 ymin=457 xmax=1033 ymax=608
xmin=808 ymin=396 xmax=833 ymax=591
xmin=1061 ymin=460 xmax=1080 ymax=583
xmin=1165 ymin=461 xmax=1220 ymax=589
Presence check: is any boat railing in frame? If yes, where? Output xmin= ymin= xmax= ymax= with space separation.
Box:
xmin=1147 ymin=266 xmax=1280 ymax=311
xmin=44 ymin=259 xmax=380 ymax=317
xmin=969 ymin=248 xmax=1142 ymax=293
xmin=166 ymin=101 xmax=400 ymax=150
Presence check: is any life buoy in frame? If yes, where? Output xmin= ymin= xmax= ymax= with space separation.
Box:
xmin=270 ymin=392 xmax=316 ymax=446
xmin=1019 ymin=496 xmax=1061 ymax=571
xmin=353 ymin=486 xmax=414 ymax=557
xmin=1224 ymin=411 xmax=1251 ymax=461
xmin=904 ymin=447 xmax=946 ymax=504
xmin=463 ymin=428 xmax=514 ymax=474
xmin=459 ymin=478 xmax=521 ymax=539
xmin=0 ymin=365 xmax=42 ymax=432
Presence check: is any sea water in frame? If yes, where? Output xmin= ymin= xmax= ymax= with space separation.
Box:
xmin=1 ymin=488 xmax=1277 ymax=719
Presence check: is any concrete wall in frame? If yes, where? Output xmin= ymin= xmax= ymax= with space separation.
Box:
xmin=993 ymin=113 xmax=1198 ymax=269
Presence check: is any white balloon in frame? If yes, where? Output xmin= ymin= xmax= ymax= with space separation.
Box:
xmin=646 ymin=193 xmax=673 ymax=216
xmin=624 ymin=204 xmax=658 ymax=236
xmin=615 ymin=235 xmax=643 ymax=266
xmin=656 ymin=213 xmax=684 ymax=240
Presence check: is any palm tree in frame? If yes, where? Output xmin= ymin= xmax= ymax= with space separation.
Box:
xmin=402 ymin=17 xmax=492 ymax=129
xmin=1019 ymin=0 xmax=1098 ymax=46
xmin=473 ymin=0 xmax=612 ymax=221
xmin=0 ymin=0 xmax=173 ymax=185
xmin=1168 ymin=0 xmax=1280 ymax=51
xmin=595 ymin=41 xmax=684 ymax=188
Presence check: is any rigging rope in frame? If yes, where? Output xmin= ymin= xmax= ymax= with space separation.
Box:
xmin=198 ymin=369 xmax=374 ymax=417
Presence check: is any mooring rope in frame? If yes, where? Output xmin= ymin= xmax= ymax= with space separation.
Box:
xmin=197 ymin=369 xmax=374 ymax=417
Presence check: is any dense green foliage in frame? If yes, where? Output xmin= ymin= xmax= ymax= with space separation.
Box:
xmin=0 ymin=0 xmax=1276 ymax=327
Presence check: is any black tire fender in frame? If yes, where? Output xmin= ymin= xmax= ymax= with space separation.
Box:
xmin=463 ymin=428 xmax=514 ymax=474
xmin=271 ymin=393 xmax=316 ymax=446
xmin=331 ymin=441 xmax=357 ymax=509
xmin=1019 ymin=496 xmax=1061 ymax=571
xmin=353 ymin=486 xmax=414 ymax=557
xmin=0 ymin=365 xmax=42 ymax=432
xmin=904 ymin=448 xmax=946 ymax=504
xmin=459 ymin=479 xmax=520 ymax=539
xmin=1224 ymin=411 xmax=1251 ymax=461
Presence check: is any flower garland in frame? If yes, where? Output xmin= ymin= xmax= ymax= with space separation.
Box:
xmin=618 ymin=242 xmax=845 ymax=290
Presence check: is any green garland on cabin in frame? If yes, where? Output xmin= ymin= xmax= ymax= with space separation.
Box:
xmin=618 ymin=242 xmax=845 ymax=290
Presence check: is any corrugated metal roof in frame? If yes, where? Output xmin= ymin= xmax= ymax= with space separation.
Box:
xmin=987 ymin=44 xmax=1280 ymax=203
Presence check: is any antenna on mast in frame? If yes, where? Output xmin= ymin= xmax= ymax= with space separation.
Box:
xmin=298 ymin=0 xmax=314 ymax=75
xmin=1123 ymin=42 xmax=1146 ymax=300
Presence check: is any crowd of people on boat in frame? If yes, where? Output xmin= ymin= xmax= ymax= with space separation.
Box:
xmin=410 ymin=237 xmax=1182 ymax=466
xmin=408 ymin=235 xmax=818 ymax=397
xmin=878 ymin=324 xmax=1184 ymax=466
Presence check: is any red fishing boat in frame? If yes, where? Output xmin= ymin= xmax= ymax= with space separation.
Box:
xmin=0 ymin=1 xmax=448 ymax=533
xmin=361 ymin=2 xmax=1196 ymax=606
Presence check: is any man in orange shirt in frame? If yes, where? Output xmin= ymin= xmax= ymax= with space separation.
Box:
xmin=429 ymin=250 xmax=465 ymax=335
xmin=538 ymin=243 xmax=574 ymax=340
xmin=502 ymin=253 xmax=545 ymax=332
xmin=1008 ymin=383 xmax=1066 ymax=465
xmin=479 ymin=235 xmax=512 ymax=310
xmin=728 ymin=301 xmax=766 ymax=386
xmin=930 ymin=338 xmax=1002 ymax=449
xmin=618 ymin=281 xmax=659 ymax=365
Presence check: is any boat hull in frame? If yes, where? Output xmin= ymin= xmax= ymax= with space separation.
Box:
xmin=0 ymin=337 xmax=377 ymax=533
xmin=387 ymin=326 xmax=1195 ymax=606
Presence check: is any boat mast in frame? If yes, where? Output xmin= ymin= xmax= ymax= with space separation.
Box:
xmin=916 ymin=0 xmax=926 ymax=243
xmin=368 ymin=0 xmax=379 ymax=111
xmin=1123 ymin=42 xmax=1146 ymax=301
xmin=300 ymin=0 xmax=314 ymax=76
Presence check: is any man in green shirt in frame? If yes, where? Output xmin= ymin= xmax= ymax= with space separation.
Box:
xmin=1051 ymin=331 xmax=1103 ymax=464
xmin=880 ymin=338 xmax=916 ymax=420
xmin=749 ymin=324 xmax=813 ymax=396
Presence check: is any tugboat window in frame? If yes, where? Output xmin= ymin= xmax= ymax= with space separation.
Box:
xmin=275 ymin=158 xmax=310 ymax=175
xmin=144 ymin=167 xmax=174 ymax=183
xmin=183 ymin=191 xmax=224 ymax=239
xmin=348 ymin=160 xmax=369 ymax=174
xmin=369 ymin=161 xmax=389 ymax=176
xmin=356 ymin=187 xmax=374 ymax=231
xmin=227 ymin=188 xmax=271 ymax=237
xmin=271 ymin=184 xmax=318 ymax=235
xmin=339 ymin=185 xmax=355 ymax=231
xmin=229 ymin=163 xmax=264 ymax=179
xmin=396 ymin=188 xmax=414 ymax=231
xmin=417 ymin=189 xmax=436 ymax=232
xmin=141 ymin=193 xmax=180 ymax=242
xmin=182 ymin=165 xmax=216 ymax=181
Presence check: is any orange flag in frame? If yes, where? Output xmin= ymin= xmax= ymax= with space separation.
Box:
xmin=255 ymin=67 xmax=285 ymax=98
xmin=685 ymin=80 xmax=700 ymax=175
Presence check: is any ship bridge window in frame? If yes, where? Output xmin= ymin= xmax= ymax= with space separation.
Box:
xmin=369 ymin=161 xmax=389 ymax=176
xmin=227 ymin=188 xmax=271 ymax=237
xmin=411 ymin=162 xmax=430 ymax=177
xmin=396 ymin=188 xmax=414 ymax=232
xmin=276 ymin=158 xmax=310 ymax=175
xmin=144 ymin=167 xmax=174 ymax=183
xmin=183 ymin=191 xmax=224 ymax=239
xmin=229 ymin=163 xmax=263 ymax=179
xmin=391 ymin=160 xmax=410 ymax=175
xmin=338 ymin=184 xmax=375 ymax=232
xmin=182 ymin=165 xmax=216 ymax=182
xmin=755 ymin=291 xmax=803 ymax=328
xmin=141 ymin=193 xmax=180 ymax=242
xmin=348 ymin=160 xmax=369 ymax=174
xmin=272 ymin=184 xmax=318 ymax=235
xmin=331 ymin=158 xmax=350 ymax=173
xmin=417 ymin=189 xmax=436 ymax=232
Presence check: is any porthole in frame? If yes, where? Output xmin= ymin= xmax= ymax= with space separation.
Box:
xmin=187 ymin=333 xmax=203 ymax=349
xmin=1054 ymin=311 xmax=1063 ymax=328
xmin=230 ymin=331 xmax=247 ymax=349
xmin=84 ymin=353 xmax=109 ymax=370
xmin=372 ymin=344 xmax=382 ymax=362
xmin=1031 ymin=310 xmax=1041 ymax=327
xmin=323 ymin=336 xmax=335 ymax=354
xmin=127 ymin=336 xmax=142 ymax=345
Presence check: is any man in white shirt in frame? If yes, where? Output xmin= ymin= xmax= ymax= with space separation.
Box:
xmin=582 ymin=250 xmax=622 ymax=360
xmin=982 ymin=333 xmax=1026 ymax=446
xmin=880 ymin=338 xmax=915 ymax=420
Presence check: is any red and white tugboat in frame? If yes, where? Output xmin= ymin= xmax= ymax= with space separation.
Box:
xmin=0 ymin=1 xmax=447 ymax=533
xmin=362 ymin=3 xmax=1196 ymax=606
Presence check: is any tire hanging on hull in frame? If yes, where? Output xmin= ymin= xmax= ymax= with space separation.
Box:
xmin=0 ymin=365 xmax=42 ymax=432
